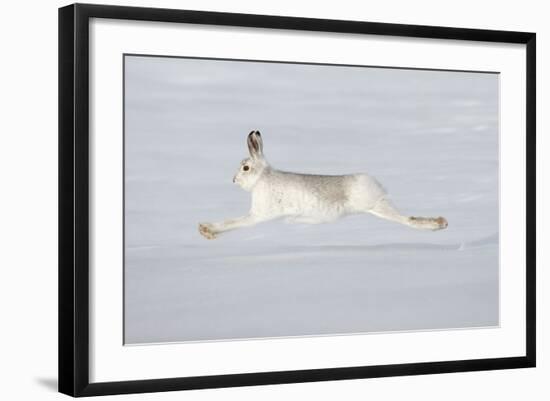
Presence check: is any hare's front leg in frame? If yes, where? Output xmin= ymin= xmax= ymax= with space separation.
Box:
xmin=198 ymin=214 xmax=261 ymax=239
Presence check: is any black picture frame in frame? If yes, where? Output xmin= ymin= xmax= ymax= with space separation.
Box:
xmin=59 ymin=3 xmax=536 ymax=397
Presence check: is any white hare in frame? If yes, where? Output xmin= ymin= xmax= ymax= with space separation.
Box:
xmin=198 ymin=130 xmax=447 ymax=239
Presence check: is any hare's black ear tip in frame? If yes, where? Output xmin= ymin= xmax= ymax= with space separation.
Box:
xmin=255 ymin=130 xmax=261 ymax=137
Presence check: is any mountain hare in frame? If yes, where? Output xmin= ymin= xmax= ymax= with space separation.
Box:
xmin=198 ymin=131 xmax=447 ymax=239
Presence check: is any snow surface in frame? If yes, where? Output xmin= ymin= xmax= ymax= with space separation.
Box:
xmin=124 ymin=56 xmax=499 ymax=344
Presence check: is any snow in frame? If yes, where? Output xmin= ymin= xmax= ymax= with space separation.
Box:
xmin=124 ymin=55 xmax=499 ymax=344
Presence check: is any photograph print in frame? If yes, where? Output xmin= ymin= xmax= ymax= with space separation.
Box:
xmin=124 ymin=54 xmax=499 ymax=344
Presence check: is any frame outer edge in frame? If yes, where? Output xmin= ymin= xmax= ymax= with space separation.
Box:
xmin=58 ymin=4 xmax=77 ymax=397
xmin=59 ymin=3 xmax=93 ymax=397
xmin=58 ymin=2 xmax=537 ymax=396
xmin=525 ymin=33 xmax=536 ymax=367
xmin=74 ymin=2 xmax=92 ymax=396
xmin=72 ymin=3 xmax=534 ymax=42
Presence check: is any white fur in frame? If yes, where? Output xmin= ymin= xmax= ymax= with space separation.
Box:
xmin=198 ymin=131 xmax=448 ymax=239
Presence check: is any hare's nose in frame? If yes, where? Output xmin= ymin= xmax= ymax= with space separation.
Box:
xmin=232 ymin=176 xmax=236 ymax=183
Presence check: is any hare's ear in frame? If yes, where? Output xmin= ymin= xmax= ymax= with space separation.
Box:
xmin=247 ymin=130 xmax=264 ymax=159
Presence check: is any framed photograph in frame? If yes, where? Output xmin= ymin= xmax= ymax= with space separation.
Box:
xmin=58 ymin=3 xmax=536 ymax=397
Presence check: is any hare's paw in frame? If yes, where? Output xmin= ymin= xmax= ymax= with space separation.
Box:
xmin=198 ymin=223 xmax=218 ymax=240
xmin=408 ymin=216 xmax=448 ymax=231
xmin=435 ymin=217 xmax=448 ymax=230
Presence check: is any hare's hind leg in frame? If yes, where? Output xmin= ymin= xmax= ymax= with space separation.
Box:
xmin=367 ymin=198 xmax=409 ymax=226
xmin=368 ymin=198 xmax=448 ymax=231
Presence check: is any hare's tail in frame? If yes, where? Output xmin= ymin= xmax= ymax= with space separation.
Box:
xmin=368 ymin=197 xmax=448 ymax=231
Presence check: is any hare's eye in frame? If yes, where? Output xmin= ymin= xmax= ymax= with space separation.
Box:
xmin=243 ymin=165 xmax=250 ymax=171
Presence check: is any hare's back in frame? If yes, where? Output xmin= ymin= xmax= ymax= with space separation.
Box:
xmin=266 ymin=170 xmax=386 ymax=212
xmin=280 ymin=172 xmax=349 ymax=198
xmin=302 ymin=173 xmax=353 ymax=204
